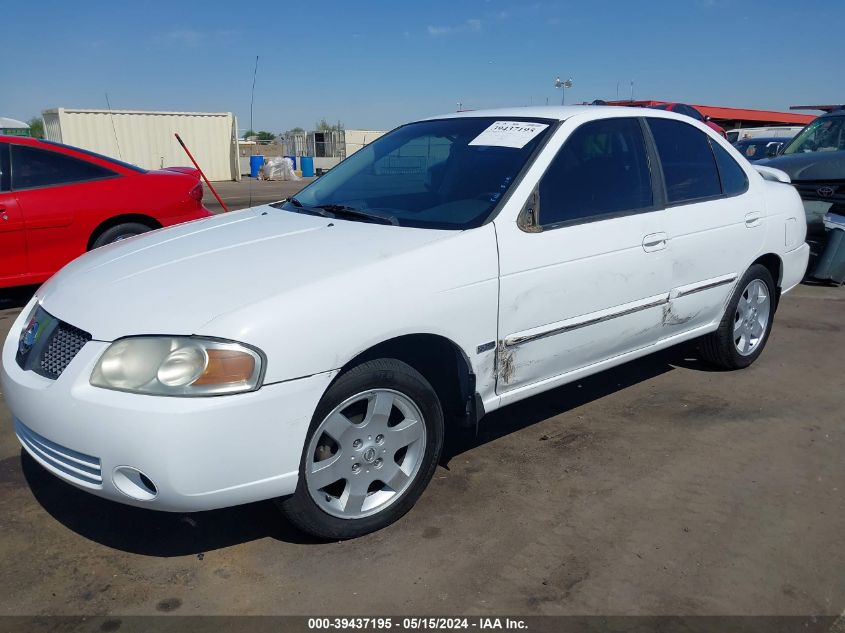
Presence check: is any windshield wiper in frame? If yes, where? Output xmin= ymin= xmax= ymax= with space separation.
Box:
xmin=276 ymin=198 xmax=398 ymax=225
xmin=313 ymin=204 xmax=399 ymax=226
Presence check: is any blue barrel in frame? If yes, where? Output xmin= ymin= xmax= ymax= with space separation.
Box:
xmin=249 ymin=155 xmax=265 ymax=178
xmin=300 ymin=156 xmax=315 ymax=177
xmin=284 ymin=155 xmax=297 ymax=170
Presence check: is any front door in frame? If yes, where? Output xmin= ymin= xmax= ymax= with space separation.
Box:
xmin=0 ymin=144 xmax=28 ymax=283
xmin=495 ymin=115 xmax=670 ymax=396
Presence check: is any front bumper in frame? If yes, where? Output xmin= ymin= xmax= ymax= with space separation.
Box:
xmin=2 ymin=303 xmax=335 ymax=511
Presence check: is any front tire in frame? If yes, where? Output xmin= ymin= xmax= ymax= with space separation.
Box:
xmin=280 ymin=359 xmax=444 ymax=540
xmin=699 ymin=264 xmax=776 ymax=369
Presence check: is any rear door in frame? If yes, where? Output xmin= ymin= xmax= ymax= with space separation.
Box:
xmin=646 ymin=117 xmax=763 ymax=338
xmin=11 ymin=143 xmax=119 ymax=276
xmin=496 ymin=115 xmax=670 ymax=394
xmin=0 ymin=143 xmax=28 ymax=282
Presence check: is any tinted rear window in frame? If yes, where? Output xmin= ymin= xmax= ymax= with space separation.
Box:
xmin=12 ymin=144 xmax=117 ymax=189
xmin=39 ymin=140 xmax=147 ymax=173
xmin=647 ymin=118 xmax=721 ymax=204
xmin=710 ymin=140 xmax=749 ymax=196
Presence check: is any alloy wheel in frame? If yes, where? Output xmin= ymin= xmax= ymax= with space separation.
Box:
xmin=305 ymin=389 xmax=427 ymax=519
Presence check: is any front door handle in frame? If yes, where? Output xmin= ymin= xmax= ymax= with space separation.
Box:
xmin=642 ymin=232 xmax=668 ymax=252
xmin=745 ymin=211 xmax=763 ymax=227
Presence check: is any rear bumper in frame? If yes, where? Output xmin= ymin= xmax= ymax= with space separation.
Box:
xmin=781 ymin=242 xmax=810 ymax=294
xmin=2 ymin=304 xmax=335 ymax=511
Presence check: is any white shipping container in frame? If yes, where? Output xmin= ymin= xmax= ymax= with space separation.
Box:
xmin=41 ymin=108 xmax=240 ymax=181
xmin=344 ymin=129 xmax=386 ymax=156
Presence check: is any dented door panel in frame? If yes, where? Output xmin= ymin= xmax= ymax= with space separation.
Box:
xmin=495 ymin=211 xmax=670 ymax=393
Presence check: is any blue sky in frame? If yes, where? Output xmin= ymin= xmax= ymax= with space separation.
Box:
xmin=3 ymin=0 xmax=841 ymax=133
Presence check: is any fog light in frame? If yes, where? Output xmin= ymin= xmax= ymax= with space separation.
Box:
xmin=112 ymin=466 xmax=157 ymax=501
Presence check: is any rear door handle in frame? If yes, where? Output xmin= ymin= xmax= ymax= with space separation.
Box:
xmin=745 ymin=211 xmax=763 ymax=227
xmin=642 ymin=232 xmax=668 ymax=252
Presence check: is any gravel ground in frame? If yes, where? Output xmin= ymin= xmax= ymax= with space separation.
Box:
xmin=0 ymin=283 xmax=842 ymax=616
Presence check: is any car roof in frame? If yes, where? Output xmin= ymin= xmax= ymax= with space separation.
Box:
xmin=423 ymin=105 xmax=688 ymax=123
xmin=818 ymin=108 xmax=845 ymax=118
xmin=0 ymin=134 xmax=46 ymax=145
xmin=0 ymin=134 xmax=145 ymax=174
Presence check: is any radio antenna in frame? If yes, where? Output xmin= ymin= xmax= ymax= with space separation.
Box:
xmin=105 ymin=93 xmax=123 ymax=160
xmin=248 ymin=55 xmax=258 ymax=209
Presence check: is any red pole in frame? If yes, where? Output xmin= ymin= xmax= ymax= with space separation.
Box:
xmin=174 ymin=133 xmax=230 ymax=213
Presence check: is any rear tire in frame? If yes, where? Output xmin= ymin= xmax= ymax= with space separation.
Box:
xmin=280 ymin=359 xmax=444 ymax=540
xmin=90 ymin=222 xmax=153 ymax=249
xmin=699 ymin=264 xmax=776 ymax=369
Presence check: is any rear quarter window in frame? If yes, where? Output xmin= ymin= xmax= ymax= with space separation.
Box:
xmin=710 ymin=140 xmax=749 ymax=196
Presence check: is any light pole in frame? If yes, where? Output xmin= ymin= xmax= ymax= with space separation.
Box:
xmin=554 ymin=76 xmax=573 ymax=105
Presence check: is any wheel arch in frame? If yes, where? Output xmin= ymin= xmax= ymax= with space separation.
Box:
xmin=87 ymin=214 xmax=162 ymax=250
xmin=751 ymin=252 xmax=784 ymax=308
xmin=752 ymin=252 xmax=783 ymax=287
xmin=335 ymin=333 xmax=481 ymax=430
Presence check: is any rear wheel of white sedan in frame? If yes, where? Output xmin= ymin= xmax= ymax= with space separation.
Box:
xmin=280 ymin=359 xmax=444 ymax=539
xmin=699 ymin=264 xmax=776 ymax=369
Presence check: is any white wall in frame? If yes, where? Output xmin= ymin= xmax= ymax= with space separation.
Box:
xmin=41 ymin=108 xmax=240 ymax=181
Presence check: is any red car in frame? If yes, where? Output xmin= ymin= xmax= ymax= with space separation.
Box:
xmin=0 ymin=135 xmax=212 ymax=289
xmin=649 ymin=103 xmax=728 ymax=138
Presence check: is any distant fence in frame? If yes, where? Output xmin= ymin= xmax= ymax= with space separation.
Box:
xmin=240 ymin=131 xmax=348 ymax=160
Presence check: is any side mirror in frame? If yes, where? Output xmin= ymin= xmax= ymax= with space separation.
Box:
xmin=517 ymin=187 xmax=543 ymax=233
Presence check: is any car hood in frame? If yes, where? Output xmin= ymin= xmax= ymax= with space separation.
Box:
xmin=755 ymin=151 xmax=845 ymax=181
xmin=38 ymin=207 xmax=452 ymax=341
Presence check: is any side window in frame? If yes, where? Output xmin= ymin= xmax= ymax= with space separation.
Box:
xmin=0 ymin=144 xmax=9 ymax=192
xmin=709 ymin=139 xmax=749 ymax=196
xmin=539 ymin=118 xmax=653 ymax=226
xmin=11 ymin=145 xmax=115 ymax=190
xmin=647 ymin=118 xmax=721 ymax=204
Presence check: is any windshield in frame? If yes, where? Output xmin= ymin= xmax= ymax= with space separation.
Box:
xmin=782 ymin=116 xmax=845 ymax=155
xmin=281 ymin=117 xmax=554 ymax=229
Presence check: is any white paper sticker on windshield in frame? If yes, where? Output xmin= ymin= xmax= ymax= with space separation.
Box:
xmin=469 ymin=121 xmax=549 ymax=149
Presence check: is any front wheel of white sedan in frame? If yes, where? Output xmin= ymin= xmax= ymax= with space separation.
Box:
xmin=280 ymin=359 xmax=444 ymax=539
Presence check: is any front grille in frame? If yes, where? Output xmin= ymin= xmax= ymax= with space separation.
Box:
xmin=794 ymin=180 xmax=845 ymax=204
xmin=39 ymin=322 xmax=91 ymax=379
xmin=14 ymin=419 xmax=102 ymax=488
xmin=15 ymin=307 xmax=92 ymax=380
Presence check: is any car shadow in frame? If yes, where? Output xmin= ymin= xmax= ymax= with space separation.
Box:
xmin=21 ymin=341 xmax=713 ymax=555
xmin=0 ymin=285 xmax=38 ymax=311
xmin=442 ymin=341 xmax=714 ymax=464
xmin=21 ymin=452 xmax=321 ymax=556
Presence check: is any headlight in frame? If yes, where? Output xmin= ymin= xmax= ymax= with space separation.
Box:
xmin=91 ymin=337 xmax=264 ymax=396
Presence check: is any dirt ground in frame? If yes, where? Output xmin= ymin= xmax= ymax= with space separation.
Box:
xmin=0 ymin=282 xmax=843 ymax=617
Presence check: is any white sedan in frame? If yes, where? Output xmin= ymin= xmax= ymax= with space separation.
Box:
xmin=1 ymin=107 xmax=809 ymax=539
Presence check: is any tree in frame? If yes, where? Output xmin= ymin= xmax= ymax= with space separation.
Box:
xmin=242 ymin=130 xmax=276 ymax=142
xmin=286 ymin=127 xmax=305 ymax=135
xmin=315 ymin=118 xmax=344 ymax=132
xmin=27 ymin=117 xmax=44 ymax=139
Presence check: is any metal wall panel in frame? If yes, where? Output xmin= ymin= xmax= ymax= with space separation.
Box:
xmin=40 ymin=108 xmax=238 ymax=181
